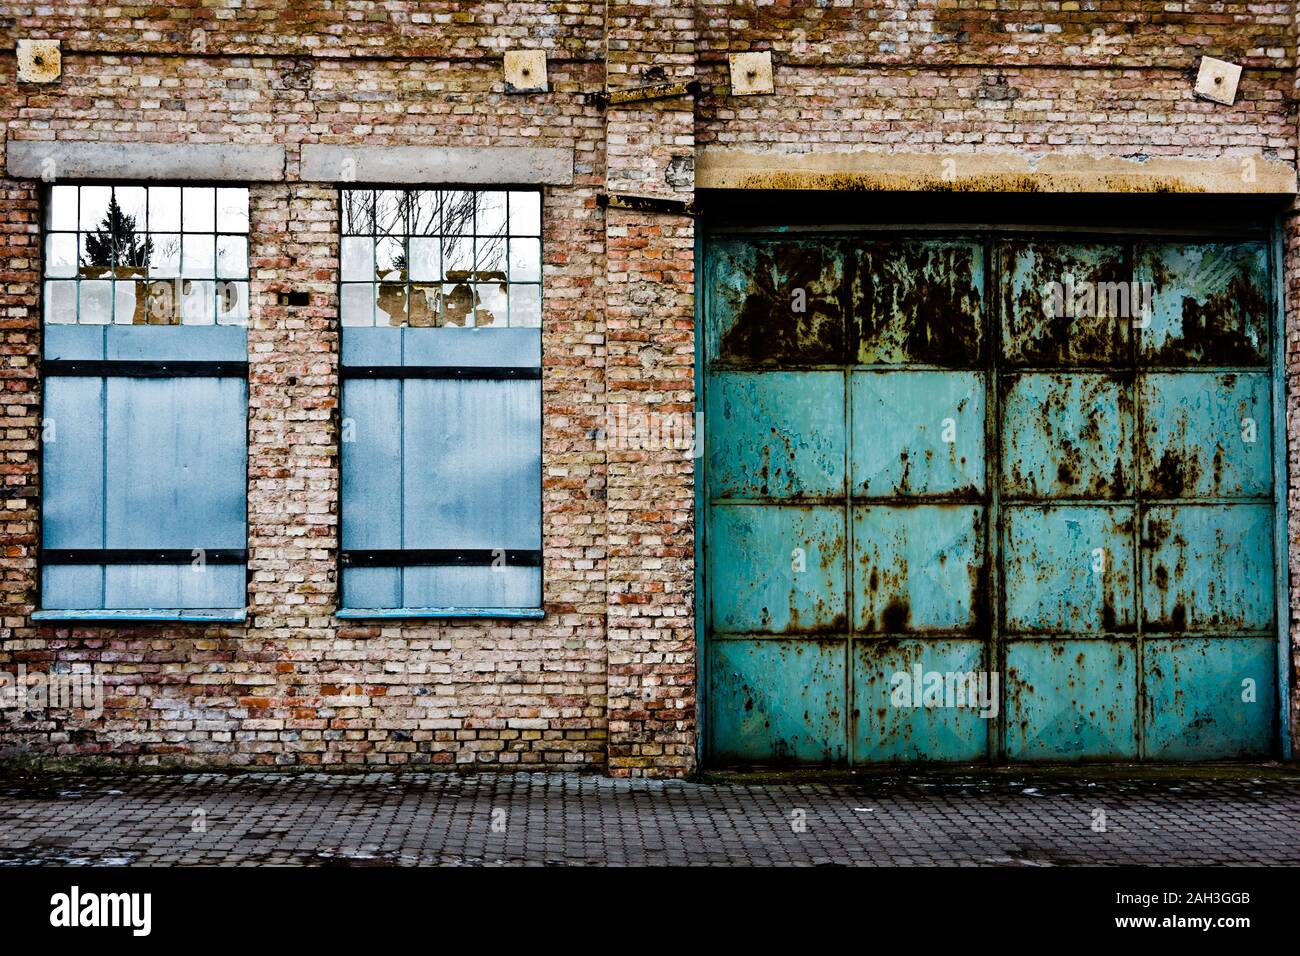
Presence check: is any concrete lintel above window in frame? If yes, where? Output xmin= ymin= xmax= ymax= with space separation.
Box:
xmin=6 ymin=140 xmax=286 ymax=182
xmin=696 ymin=147 xmax=1300 ymax=195
xmin=300 ymin=145 xmax=573 ymax=186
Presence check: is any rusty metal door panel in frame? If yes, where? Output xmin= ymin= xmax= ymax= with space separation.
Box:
xmin=1001 ymin=373 xmax=1135 ymax=499
xmin=850 ymin=370 xmax=985 ymax=498
xmin=706 ymin=371 xmax=845 ymax=500
xmin=706 ymin=237 xmax=846 ymax=367
xmin=1138 ymin=372 xmax=1272 ymax=499
xmin=999 ymin=240 xmax=1129 ymax=366
xmin=1143 ymin=637 xmax=1276 ymax=758
xmin=1004 ymin=640 xmax=1138 ymax=759
xmin=852 ymin=639 xmax=990 ymax=761
xmin=853 ymin=505 xmax=984 ymax=634
xmin=708 ymin=504 xmax=847 ymax=635
xmin=1004 ymin=505 xmax=1136 ymax=634
xmin=852 ymin=239 xmax=985 ymax=366
xmin=1135 ymin=242 xmax=1269 ymax=367
xmin=710 ymin=639 xmax=847 ymax=763
xmin=703 ymin=229 xmax=1282 ymax=767
xmin=1141 ymin=504 xmax=1274 ymax=633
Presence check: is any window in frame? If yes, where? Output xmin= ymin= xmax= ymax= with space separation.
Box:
xmin=338 ymin=188 xmax=543 ymax=618
xmin=36 ymin=184 xmax=250 ymax=621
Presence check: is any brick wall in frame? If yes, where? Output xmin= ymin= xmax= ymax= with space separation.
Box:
xmin=0 ymin=1 xmax=1297 ymax=771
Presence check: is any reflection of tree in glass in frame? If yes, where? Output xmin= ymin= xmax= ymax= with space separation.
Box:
xmin=345 ymin=189 xmax=509 ymax=327
xmin=82 ymin=195 xmax=153 ymax=272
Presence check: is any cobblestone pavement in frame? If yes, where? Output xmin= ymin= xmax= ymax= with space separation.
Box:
xmin=0 ymin=768 xmax=1296 ymax=866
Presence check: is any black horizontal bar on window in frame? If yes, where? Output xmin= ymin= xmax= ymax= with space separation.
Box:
xmin=341 ymin=549 xmax=541 ymax=568
xmin=42 ymin=549 xmax=248 ymax=565
xmin=43 ymin=360 xmax=249 ymax=379
xmin=340 ymin=365 xmax=541 ymax=381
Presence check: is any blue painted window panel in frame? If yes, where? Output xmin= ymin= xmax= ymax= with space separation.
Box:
xmin=710 ymin=638 xmax=847 ymax=764
xmin=105 ymin=378 xmax=247 ymax=549
xmin=1004 ymin=640 xmax=1138 ymax=759
xmin=40 ymin=565 xmax=105 ymax=610
xmin=708 ymin=504 xmax=847 ymax=635
xmin=401 ymin=378 xmax=540 ymax=550
xmin=706 ymin=371 xmax=845 ymax=500
xmin=340 ymin=379 xmax=402 ymax=551
xmin=1003 ymin=505 xmax=1136 ymax=634
xmin=400 ymin=565 xmax=540 ymax=610
xmin=339 ymin=328 xmax=542 ymax=613
xmin=1141 ymin=504 xmax=1274 ymax=633
xmin=853 ymin=504 xmax=984 ymax=634
xmin=42 ymin=377 xmax=105 ymax=550
xmin=1142 ymin=637 xmax=1276 ymax=758
xmin=850 ymin=370 xmax=984 ymax=498
xmin=103 ymin=564 xmax=244 ymax=610
xmin=1001 ymin=373 xmax=1135 ymax=500
xmin=852 ymin=639 xmax=990 ymax=762
xmin=1138 ymin=372 xmax=1272 ymax=499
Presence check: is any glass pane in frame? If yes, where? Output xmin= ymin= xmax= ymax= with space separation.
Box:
xmin=182 ymin=234 xmax=215 ymax=278
xmin=44 ymin=234 xmax=77 ymax=277
xmin=217 ymin=187 xmax=249 ymax=232
xmin=114 ymin=280 xmax=145 ymax=325
xmin=476 ymin=191 xmax=508 ymax=238
xmin=375 ymin=236 xmax=405 ymax=281
xmin=340 ymin=236 xmax=374 ymax=281
xmin=374 ymin=189 xmax=405 ymax=235
xmin=443 ymin=233 xmax=473 ymax=279
xmin=182 ymin=186 xmax=215 ymax=232
xmin=143 ymin=279 xmax=179 ymax=325
xmin=181 ymin=279 xmax=216 ymax=324
xmin=474 ymin=282 xmax=507 ymax=327
xmin=442 ymin=190 xmax=474 ymax=238
xmin=216 ymin=236 xmax=248 ymax=278
xmin=376 ymin=282 xmax=407 ymax=327
xmin=150 ymin=235 xmax=181 ymax=278
xmin=508 ymin=191 xmax=541 ymax=236
xmin=341 ymin=190 xmax=373 ymax=235
xmin=408 ymin=237 xmax=440 ymax=281
xmin=149 ymin=186 xmax=181 ymax=232
xmin=79 ymin=229 xmax=114 ymax=273
xmin=510 ymin=284 xmax=542 ymax=328
xmin=43 ymin=280 xmax=77 ymax=323
xmin=408 ymin=284 xmax=441 ymax=327
xmin=509 ymin=238 xmax=541 ymax=282
xmin=114 ymin=186 xmax=147 ymax=231
xmin=340 ymin=283 xmax=374 ymax=327
xmin=47 ymin=185 xmax=78 ymax=231
xmin=475 ymin=234 xmax=506 ymax=279
xmin=217 ymin=280 xmax=249 ymax=325
xmin=79 ymin=185 xmax=111 ymax=233
xmin=79 ymin=279 xmax=112 ymax=324
xmin=408 ymin=190 xmax=440 ymax=235
xmin=440 ymin=282 xmax=475 ymax=327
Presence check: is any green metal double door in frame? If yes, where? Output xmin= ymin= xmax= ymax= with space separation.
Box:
xmin=703 ymin=231 xmax=1282 ymax=763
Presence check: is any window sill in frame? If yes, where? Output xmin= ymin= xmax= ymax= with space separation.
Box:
xmin=336 ymin=607 xmax=546 ymax=621
xmin=32 ymin=609 xmax=248 ymax=624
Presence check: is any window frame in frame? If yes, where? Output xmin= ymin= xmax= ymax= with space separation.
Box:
xmin=33 ymin=180 xmax=252 ymax=623
xmin=335 ymin=184 xmax=545 ymax=621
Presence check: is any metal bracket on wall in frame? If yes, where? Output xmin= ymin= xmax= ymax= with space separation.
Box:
xmin=598 ymin=193 xmax=698 ymax=216
xmin=591 ymin=80 xmax=702 ymax=108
